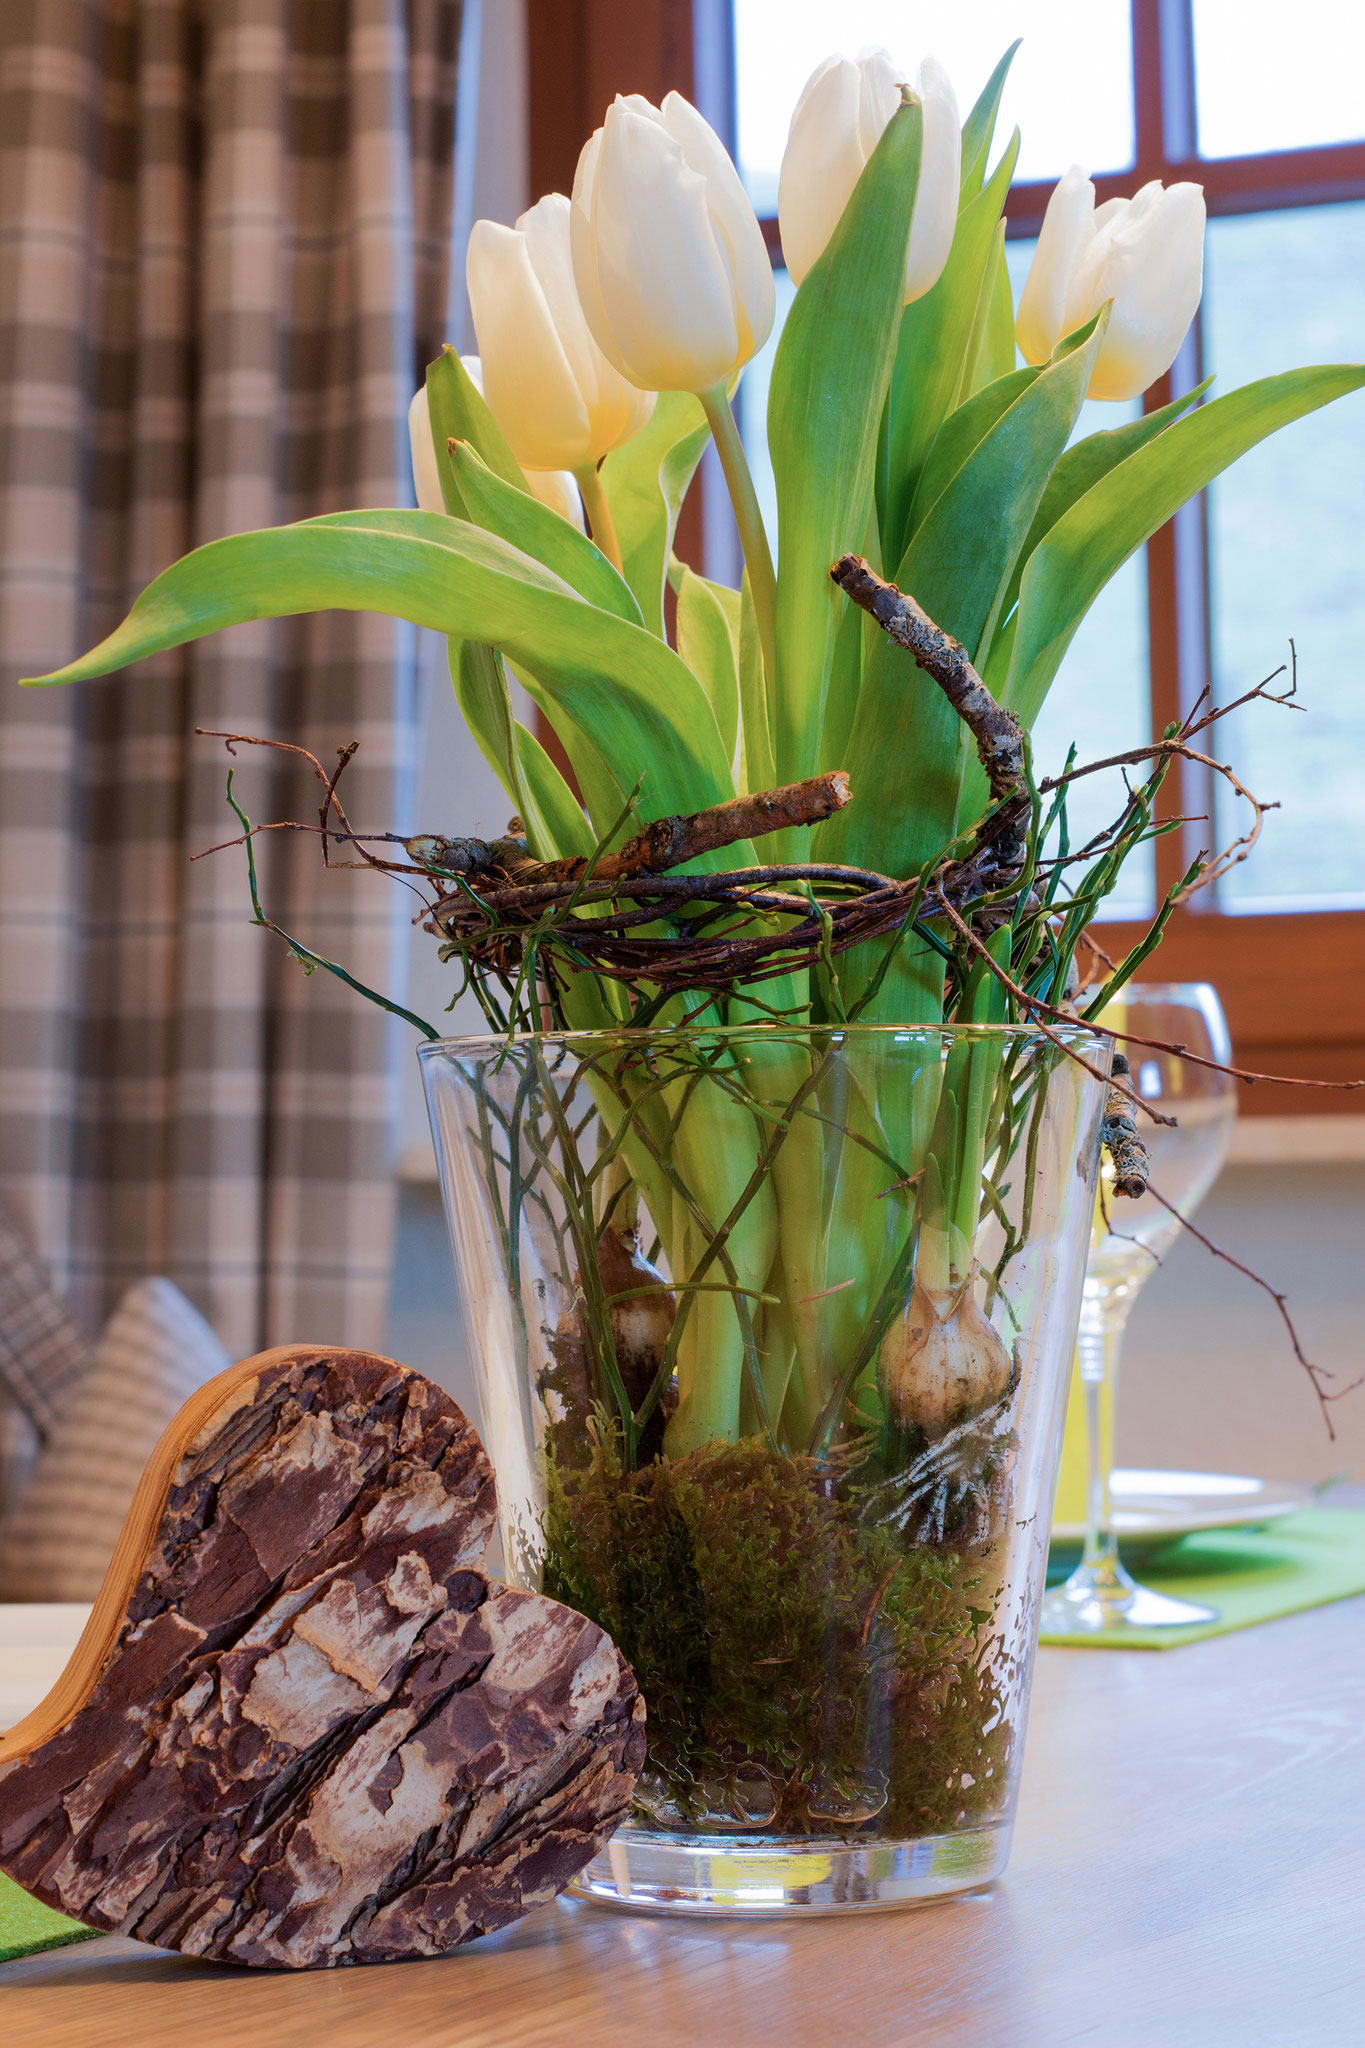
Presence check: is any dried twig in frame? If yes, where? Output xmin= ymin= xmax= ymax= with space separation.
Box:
xmin=1146 ymin=1183 xmax=1362 ymax=1438
xmin=1100 ymin=1052 xmax=1150 ymax=1197
xmin=830 ymin=556 xmax=1024 ymax=808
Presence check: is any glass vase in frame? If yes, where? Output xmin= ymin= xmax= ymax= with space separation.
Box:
xmin=421 ymin=1023 xmax=1106 ymax=1915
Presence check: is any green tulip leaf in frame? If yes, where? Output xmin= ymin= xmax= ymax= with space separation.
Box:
xmin=964 ymin=226 xmax=1018 ymax=396
xmin=821 ymin=313 xmax=1108 ymax=1021
xmin=446 ymin=639 xmax=588 ymax=864
xmin=674 ymin=562 xmax=741 ymax=773
xmin=994 ymin=376 xmax=1214 ymax=629
xmin=768 ymin=95 xmax=924 ymax=787
xmin=423 ymin=346 xmax=524 ymax=510
xmin=1003 ymin=363 xmax=1365 ymax=737
xmin=910 ymin=364 xmax=1040 ymax=536
xmin=882 ymin=127 xmax=1020 ymax=566
xmin=447 ymin=440 xmax=642 ymax=624
xmin=959 ymin=42 xmax=1020 ymax=201
xmin=737 ymin=570 xmax=775 ymax=794
xmin=512 ymin=724 xmax=593 ymax=861
xmin=599 ymin=391 xmax=711 ymax=638
xmin=24 ymin=509 xmax=740 ymax=844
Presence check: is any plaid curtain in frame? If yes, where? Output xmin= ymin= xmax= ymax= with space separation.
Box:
xmin=0 ymin=0 xmax=462 ymax=1355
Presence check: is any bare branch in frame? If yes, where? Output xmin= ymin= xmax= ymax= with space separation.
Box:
xmin=1146 ymin=1182 xmax=1362 ymax=1439
xmin=1101 ymin=1051 xmax=1150 ymax=1196
xmin=830 ymin=555 xmax=1025 ymax=812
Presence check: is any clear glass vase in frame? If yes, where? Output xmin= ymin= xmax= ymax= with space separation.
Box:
xmin=421 ymin=1023 xmax=1107 ymax=1915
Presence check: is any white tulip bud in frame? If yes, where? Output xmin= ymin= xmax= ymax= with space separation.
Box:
xmin=570 ymin=91 xmax=775 ymax=395
xmin=407 ymin=369 xmax=585 ymax=531
xmin=465 ymin=193 xmax=654 ymax=473
xmin=1016 ymin=165 xmax=1206 ymax=402
xmin=777 ymin=46 xmax=961 ymax=304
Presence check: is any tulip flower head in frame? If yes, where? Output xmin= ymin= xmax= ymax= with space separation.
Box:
xmin=465 ymin=193 xmax=653 ymax=474
xmin=778 ymin=46 xmax=961 ymax=304
xmin=570 ymin=92 xmax=775 ymax=395
xmin=1016 ymin=166 xmax=1206 ymax=402
xmin=407 ymin=369 xmax=585 ymax=530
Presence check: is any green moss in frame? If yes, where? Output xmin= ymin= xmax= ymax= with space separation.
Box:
xmin=543 ymin=1436 xmax=1012 ymax=1837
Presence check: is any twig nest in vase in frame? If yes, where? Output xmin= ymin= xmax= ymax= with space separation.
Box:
xmin=877 ymin=1264 xmax=1013 ymax=1440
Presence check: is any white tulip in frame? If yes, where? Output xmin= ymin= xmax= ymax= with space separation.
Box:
xmin=465 ymin=193 xmax=653 ymax=474
xmin=777 ymin=46 xmax=961 ymax=304
xmin=570 ymin=91 xmax=775 ymax=395
xmin=407 ymin=370 xmax=585 ymax=531
xmin=1016 ymin=165 xmax=1206 ymax=402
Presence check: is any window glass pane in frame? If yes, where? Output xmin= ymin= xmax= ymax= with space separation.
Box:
xmin=1203 ymin=203 xmax=1365 ymax=908
xmin=737 ymin=244 xmax=1153 ymax=920
xmin=734 ymin=0 xmax=1134 ymax=218
xmin=1193 ymin=2 xmax=1365 ymax=158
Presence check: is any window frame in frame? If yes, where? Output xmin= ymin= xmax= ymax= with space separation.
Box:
xmin=529 ymin=0 xmax=1365 ymax=1111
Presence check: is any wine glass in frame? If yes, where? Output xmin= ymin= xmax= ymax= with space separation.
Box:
xmin=1041 ymin=983 xmax=1237 ymax=1635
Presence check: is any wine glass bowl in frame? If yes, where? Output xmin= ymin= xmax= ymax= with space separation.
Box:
xmin=1042 ymin=984 xmax=1237 ymax=1636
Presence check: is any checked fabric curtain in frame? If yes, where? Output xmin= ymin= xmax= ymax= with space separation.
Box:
xmin=0 ymin=0 xmax=461 ymax=1354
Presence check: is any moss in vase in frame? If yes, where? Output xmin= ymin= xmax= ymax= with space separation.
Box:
xmin=542 ymin=1435 xmax=1012 ymax=1837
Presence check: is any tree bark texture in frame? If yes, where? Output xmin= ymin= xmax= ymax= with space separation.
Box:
xmin=0 ymin=1349 xmax=644 ymax=1968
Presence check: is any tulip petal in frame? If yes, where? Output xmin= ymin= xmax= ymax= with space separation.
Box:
xmin=408 ymin=388 xmax=444 ymax=515
xmin=523 ymin=465 xmax=587 ymax=530
xmin=660 ymin=92 xmax=774 ymax=362
xmin=518 ymin=192 xmax=656 ymax=457
xmin=1017 ymin=164 xmax=1096 ymax=364
xmin=1088 ymin=181 xmax=1206 ymax=401
xmin=854 ymin=47 xmax=906 ymax=159
xmin=778 ymin=56 xmax=874 ymax=288
xmin=588 ymin=102 xmax=741 ymax=392
xmin=467 ymin=218 xmax=594 ymax=470
xmin=905 ymin=55 xmax=961 ymax=303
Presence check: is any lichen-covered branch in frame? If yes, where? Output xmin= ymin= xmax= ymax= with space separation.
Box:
xmin=1100 ymin=1052 xmax=1150 ymax=1197
xmin=829 ymin=554 xmax=1025 ymax=812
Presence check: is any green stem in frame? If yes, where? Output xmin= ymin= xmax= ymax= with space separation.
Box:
xmin=572 ymin=461 xmax=624 ymax=575
xmin=700 ymin=382 xmax=777 ymax=693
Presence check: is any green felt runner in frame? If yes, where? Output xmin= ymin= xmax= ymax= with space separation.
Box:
xmin=1039 ymin=1506 xmax=1365 ymax=1649
xmin=0 ymin=1870 xmax=98 ymax=1965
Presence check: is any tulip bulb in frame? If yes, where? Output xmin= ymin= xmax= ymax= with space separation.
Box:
xmin=778 ymin=46 xmax=961 ymax=303
xmin=571 ymin=91 xmax=775 ymax=394
xmin=596 ymin=1223 xmax=677 ymax=1418
xmin=877 ymin=1264 xmax=1012 ymax=1440
xmin=1016 ymin=165 xmax=1206 ymax=402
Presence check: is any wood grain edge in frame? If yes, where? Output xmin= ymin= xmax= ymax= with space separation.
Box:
xmin=0 ymin=1345 xmax=419 ymax=1769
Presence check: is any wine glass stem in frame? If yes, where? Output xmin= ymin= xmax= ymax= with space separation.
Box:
xmin=1078 ymin=1295 xmax=1130 ymax=1583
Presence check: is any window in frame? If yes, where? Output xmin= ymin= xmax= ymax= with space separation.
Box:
xmin=728 ymin=0 xmax=1365 ymax=1105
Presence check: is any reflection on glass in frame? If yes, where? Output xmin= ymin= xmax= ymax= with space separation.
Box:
xmin=733 ymin=0 xmax=1135 ymax=215
xmin=1193 ymin=1 xmax=1365 ymax=158
xmin=1203 ymin=203 xmax=1365 ymax=907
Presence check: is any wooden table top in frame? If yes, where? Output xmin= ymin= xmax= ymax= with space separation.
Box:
xmin=4 ymin=1597 xmax=1362 ymax=2048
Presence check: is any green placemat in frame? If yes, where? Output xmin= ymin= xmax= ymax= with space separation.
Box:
xmin=1039 ymin=1506 xmax=1365 ymax=1649
xmin=0 ymin=1869 xmax=98 ymax=1965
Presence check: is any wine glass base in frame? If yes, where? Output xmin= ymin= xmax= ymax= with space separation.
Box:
xmin=1040 ymin=1557 xmax=1217 ymax=1636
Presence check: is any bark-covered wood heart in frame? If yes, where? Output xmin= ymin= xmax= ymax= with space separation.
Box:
xmin=0 ymin=1346 xmax=644 ymax=1969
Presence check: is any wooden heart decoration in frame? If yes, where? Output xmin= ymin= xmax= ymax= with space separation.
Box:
xmin=0 ymin=1346 xmax=644 ymax=1969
